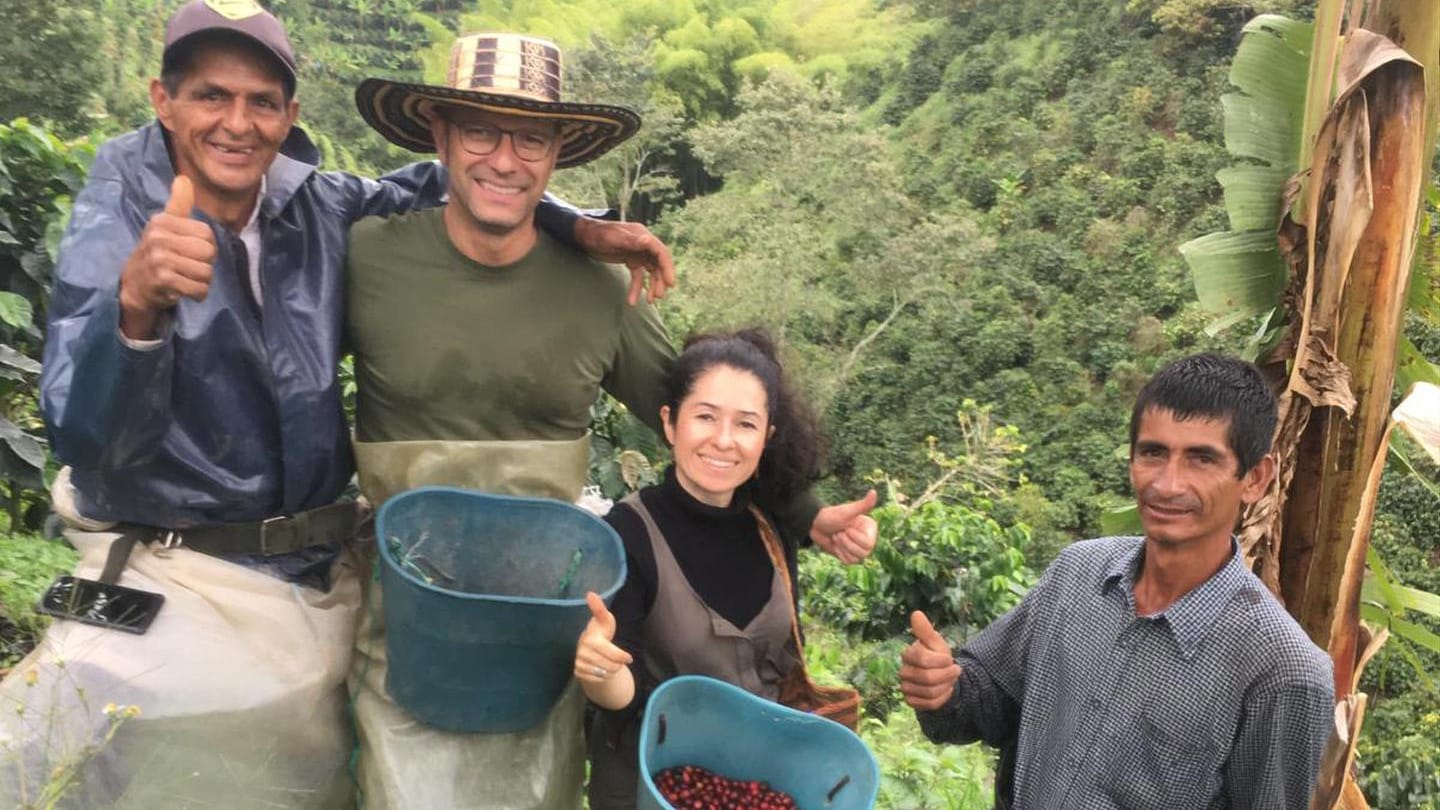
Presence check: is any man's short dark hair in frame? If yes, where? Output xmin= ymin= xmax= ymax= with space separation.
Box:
xmin=1129 ymin=353 xmax=1277 ymax=476
xmin=161 ymin=31 xmax=296 ymax=101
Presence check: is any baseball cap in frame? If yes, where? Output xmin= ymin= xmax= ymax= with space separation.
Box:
xmin=163 ymin=0 xmax=297 ymax=93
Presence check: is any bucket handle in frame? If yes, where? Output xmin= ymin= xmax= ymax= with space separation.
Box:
xmin=656 ymin=712 xmax=667 ymax=746
xmin=826 ymin=774 xmax=851 ymax=803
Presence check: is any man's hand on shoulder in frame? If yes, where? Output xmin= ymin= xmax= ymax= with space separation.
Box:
xmin=901 ymin=610 xmax=962 ymax=711
xmin=572 ymin=217 xmax=676 ymax=306
xmin=118 ymin=176 xmax=216 ymax=339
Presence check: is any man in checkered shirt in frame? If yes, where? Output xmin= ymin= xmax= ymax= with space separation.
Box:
xmin=901 ymin=353 xmax=1334 ymax=810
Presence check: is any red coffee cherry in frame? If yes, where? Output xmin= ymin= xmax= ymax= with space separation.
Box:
xmin=655 ymin=766 xmax=798 ymax=810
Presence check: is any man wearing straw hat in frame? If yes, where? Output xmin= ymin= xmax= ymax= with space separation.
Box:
xmin=1 ymin=2 xmax=678 ymax=807
xmin=346 ymin=33 xmax=881 ymax=808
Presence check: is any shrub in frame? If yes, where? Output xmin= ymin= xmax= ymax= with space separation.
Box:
xmin=863 ymin=709 xmax=994 ymax=810
xmin=0 ymin=532 xmax=77 ymax=667
xmin=0 ymin=119 xmax=93 ymax=528
xmin=801 ymin=618 xmax=995 ymax=808
xmin=801 ymin=500 xmax=1033 ymax=641
xmin=1360 ymin=695 xmax=1440 ymax=810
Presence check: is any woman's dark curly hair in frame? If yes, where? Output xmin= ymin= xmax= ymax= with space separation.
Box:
xmin=663 ymin=328 xmax=824 ymax=511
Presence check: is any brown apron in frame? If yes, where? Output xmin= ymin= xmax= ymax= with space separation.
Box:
xmin=586 ymin=493 xmax=799 ymax=810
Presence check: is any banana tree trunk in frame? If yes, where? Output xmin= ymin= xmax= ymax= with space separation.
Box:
xmin=1183 ymin=4 xmax=1439 ymax=806
xmin=1277 ymin=1 xmax=1437 ymax=692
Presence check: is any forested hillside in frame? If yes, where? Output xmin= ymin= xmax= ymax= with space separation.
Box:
xmin=2 ymin=0 xmax=1438 ymax=806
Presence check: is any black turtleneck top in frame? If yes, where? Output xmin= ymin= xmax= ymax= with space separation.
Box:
xmin=604 ymin=466 xmax=801 ymax=672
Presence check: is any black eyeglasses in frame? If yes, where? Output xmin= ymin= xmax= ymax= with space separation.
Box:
xmin=450 ymin=120 xmax=559 ymax=162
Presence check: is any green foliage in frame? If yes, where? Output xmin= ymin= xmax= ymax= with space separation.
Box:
xmin=802 ymin=619 xmax=908 ymax=721
xmin=587 ymin=394 xmax=666 ymax=501
xmin=0 ymin=120 xmax=92 ymax=521
xmin=426 ymin=0 xmax=917 ymax=127
xmin=1130 ymin=0 xmax=1304 ymax=38
xmin=0 ymin=3 xmax=107 ymax=136
xmin=0 ymin=533 xmax=78 ymax=667
xmin=654 ymin=0 xmax=1243 ymax=539
xmin=1361 ymin=458 xmax=1440 ymax=693
xmin=801 ymin=620 xmax=994 ymax=809
xmin=862 ymin=710 xmax=994 ymax=810
xmin=802 ymin=500 xmax=1033 ymax=641
xmin=1359 ymin=433 xmax=1440 ymax=807
xmin=279 ymin=0 xmax=432 ymax=173
xmin=547 ymin=36 xmax=687 ymax=219
xmin=1359 ymin=694 xmax=1440 ymax=810
xmin=669 ymin=72 xmax=918 ymax=358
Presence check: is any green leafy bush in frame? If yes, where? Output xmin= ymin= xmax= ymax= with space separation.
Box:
xmin=802 ymin=500 xmax=1033 ymax=641
xmin=802 ymin=619 xmax=994 ymax=808
xmin=0 ymin=532 xmax=77 ymax=667
xmin=1360 ymin=436 xmax=1440 ymax=808
xmin=802 ymin=619 xmax=908 ymax=721
xmin=863 ymin=710 xmax=993 ymax=810
xmin=1360 ymin=695 xmax=1440 ymax=810
xmin=0 ymin=119 xmax=92 ymax=527
xmin=588 ymin=393 xmax=666 ymax=500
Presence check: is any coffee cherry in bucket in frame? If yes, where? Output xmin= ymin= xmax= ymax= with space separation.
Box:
xmin=654 ymin=765 xmax=798 ymax=810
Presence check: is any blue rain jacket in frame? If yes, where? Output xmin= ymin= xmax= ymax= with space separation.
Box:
xmin=40 ymin=122 xmax=578 ymax=529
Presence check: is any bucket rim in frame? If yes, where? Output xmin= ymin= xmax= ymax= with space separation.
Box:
xmin=636 ymin=675 xmax=879 ymax=807
xmin=375 ymin=485 xmax=627 ymax=606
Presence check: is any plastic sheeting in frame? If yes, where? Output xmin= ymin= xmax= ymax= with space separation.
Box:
xmin=0 ymin=528 xmax=362 ymax=809
xmin=348 ymin=434 xmax=595 ymax=810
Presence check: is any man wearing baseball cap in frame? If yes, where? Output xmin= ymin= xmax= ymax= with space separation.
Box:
xmin=0 ymin=2 xmax=674 ymax=807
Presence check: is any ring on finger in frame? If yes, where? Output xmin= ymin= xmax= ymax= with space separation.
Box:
xmin=592 ymin=665 xmax=606 ymax=678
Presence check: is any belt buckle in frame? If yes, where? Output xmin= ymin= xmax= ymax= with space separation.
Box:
xmin=155 ymin=529 xmax=183 ymax=559
xmin=259 ymin=515 xmax=287 ymax=556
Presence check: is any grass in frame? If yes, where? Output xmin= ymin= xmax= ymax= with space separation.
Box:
xmin=0 ymin=532 xmax=77 ymax=668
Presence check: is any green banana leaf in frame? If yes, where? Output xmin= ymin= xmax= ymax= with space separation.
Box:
xmin=1222 ymin=15 xmax=1312 ymax=168
xmin=1180 ymin=230 xmax=1288 ymax=318
xmin=1183 ymin=15 xmax=1313 ymax=329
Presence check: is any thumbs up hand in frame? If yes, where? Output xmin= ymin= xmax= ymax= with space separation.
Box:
xmin=900 ymin=611 xmax=963 ymax=711
xmin=118 ymin=175 xmax=218 ymax=339
xmin=810 ymin=489 xmax=879 ymax=564
xmin=575 ymin=591 xmax=633 ymax=684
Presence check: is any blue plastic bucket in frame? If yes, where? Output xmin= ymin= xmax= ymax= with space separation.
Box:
xmin=637 ymin=676 xmax=879 ymax=809
xmin=376 ymin=486 xmax=626 ymax=733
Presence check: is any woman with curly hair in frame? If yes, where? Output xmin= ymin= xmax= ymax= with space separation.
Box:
xmin=573 ymin=328 xmax=875 ymax=809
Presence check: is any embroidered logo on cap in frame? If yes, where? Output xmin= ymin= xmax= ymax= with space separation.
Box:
xmin=205 ymin=0 xmax=265 ymax=20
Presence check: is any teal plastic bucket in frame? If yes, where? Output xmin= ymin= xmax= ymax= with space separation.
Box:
xmin=637 ymin=676 xmax=879 ymax=809
xmin=376 ymin=486 xmax=626 ymax=733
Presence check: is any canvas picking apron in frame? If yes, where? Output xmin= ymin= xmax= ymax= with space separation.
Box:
xmin=585 ymin=494 xmax=800 ymax=810
xmin=349 ymin=435 xmax=591 ymax=810
xmin=0 ymin=474 xmax=362 ymax=810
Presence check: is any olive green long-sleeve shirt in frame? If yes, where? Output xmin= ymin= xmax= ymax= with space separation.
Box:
xmin=345 ymin=208 xmax=821 ymax=537
xmin=347 ymin=208 xmax=674 ymax=443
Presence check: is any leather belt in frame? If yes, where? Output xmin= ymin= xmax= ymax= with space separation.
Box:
xmin=117 ymin=500 xmax=361 ymax=569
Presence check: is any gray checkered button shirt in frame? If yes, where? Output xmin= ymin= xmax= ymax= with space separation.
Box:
xmin=918 ymin=536 xmax=1334 ymax=810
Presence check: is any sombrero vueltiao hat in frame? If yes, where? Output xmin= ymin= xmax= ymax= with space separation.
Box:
xmin=355 ymin=34 xmax=640 ymax=168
